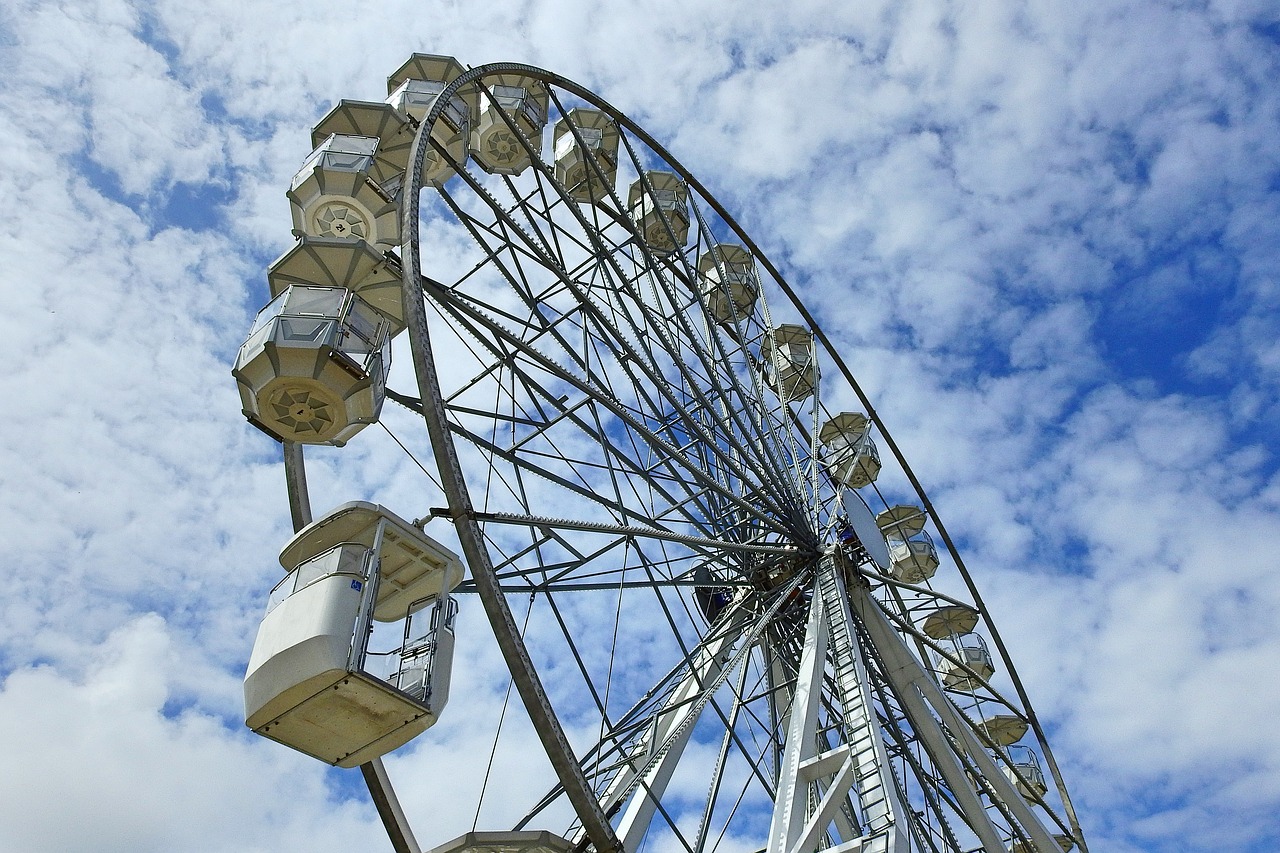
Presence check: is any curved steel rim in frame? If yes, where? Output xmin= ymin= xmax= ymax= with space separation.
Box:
xmin=398 ymin=60 xmax=1085 ymax=851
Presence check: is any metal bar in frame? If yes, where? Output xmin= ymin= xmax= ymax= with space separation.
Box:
xmin=446 ymin=108 xmax=801 ymax=534
xmin=424 ymin=274 xmax=797 ymax=541
xmin=400 ymin=75 xmax=622 ymax=853
xmin=848 ymin=582 xmax=1062 ymax=853
xmin=607 ymin=610 xmax=746 ymax=852
xmin=417 ymin=282 xmax=781 ymax=545
xmin=786 ymin=754 xmax=855 ymax=853
xmin=473 ymin=510 xmax=801 ymax=556
xmin=678 ymin=200 xmax=803 ymax=506
xmin=361 ymin=759 xmax=423 ymax=853
xmin=347 ymin=518 xmax=387 ymax=671
xmin=594 ymin=569 xmax=810 ymax=827
xmin=862 ymin=650 xmax=959 ymax=853
xmin=602 ymin=142 xmax=801 ymax=513
xmin=693 ymin=652 xmax=752 ymax=853
xmin=282 ymin=441 xmax=312 ymax=530
xmin=818 ymin=564 xmax=907 ymax=849
xmin=767 ymin=584 xmax=825 ymax=853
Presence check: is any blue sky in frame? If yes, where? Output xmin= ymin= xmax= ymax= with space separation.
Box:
xmin=1 ymin=1 xmax=1278 ymax=851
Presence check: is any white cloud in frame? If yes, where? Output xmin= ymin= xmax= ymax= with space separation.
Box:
xmin=0 ymin=615 xmax=382 ymax=853
xmin=2 ymin=0 xmax=1279 ymax=851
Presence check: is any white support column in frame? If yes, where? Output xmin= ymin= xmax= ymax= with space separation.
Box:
xmin=788 ymin=753 xmax=856 ymax=853
xmin=818 ymin=563 xmax=907 ymax=853
xmin=600 ymin=611 xmax=746 ymax=853
xmin=765 ymin=632 xmax=794 ymax=780
xmin=767 ymin=564 xmax=915 ymax=853
xmin=848 ymin=582 xmax=1063 ymax=853
xmin=767 ymin=591 xmax=829 ymax=853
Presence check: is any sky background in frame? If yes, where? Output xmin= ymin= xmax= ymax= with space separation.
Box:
xmin=1 ymin=1 xmax=1278 ymax=851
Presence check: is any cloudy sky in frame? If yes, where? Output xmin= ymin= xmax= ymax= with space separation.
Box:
xmin=1 ymin=0 xmax=1278 ymax=851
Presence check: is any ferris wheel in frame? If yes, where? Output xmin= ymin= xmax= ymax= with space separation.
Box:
xmin=232 ymin=56 xmax=1088 ymax=853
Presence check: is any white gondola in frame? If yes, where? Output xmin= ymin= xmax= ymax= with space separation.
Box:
xmin=819 ymin=412 xmax=881 ymax=488
xmin=232 ymin=285 xmax=390 ymax=445
xmin=627 ymin=170 xmax=689 ymax=253
xmin=761 ymin=324 xmax=817 ymax=401
xmin=1002 ymin=744 xmax=1049 ymax=800
xmin=471 ymin=74 xmax=549 ymax=175
xmin=697 ymin=243 xmax=758 ymax=327
xmin=875 ymin=504 xmax=940 ymax=583
xmin=428 ymin=831 xmax=576 ymax=853
xmin=288 ymin=134 xmax=400 ymax=249
xmin=934 ymin=631 xmax=995 ymax=690
xmin=980 ymin=713 xmax=1030 ymax=747
xmin=920 ymin=604 xmax=980 ymax=640
xmin=311 ymin=99 xmax=415 ymax=195
xmin=267 ymin=236 xmax=406 ymax=337
xmin=244 ymin=502 xmax=464 ymax=768
xmin=385 ymin=54 xmax=474 ymax=187
xmin=553 ymin=109 xmax=620 ymax=203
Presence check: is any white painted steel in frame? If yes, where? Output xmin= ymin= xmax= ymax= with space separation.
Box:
xmin=848 ymin=582 xmax=1064 ymax=853
xmin=236 ymin=58 xmax=1088 ymax=853
xmin=605 ymin=609 xmax=748 ymax=853
xmin=817 ymin=564 xmax=908 ymax=853
xmin=768 ymin=566 xmax=905 ymax=853
xmin=768 ymin=591 xmax=829 ymax=853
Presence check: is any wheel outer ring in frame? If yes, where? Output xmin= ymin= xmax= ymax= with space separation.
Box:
xmin=398 ymin=61 xmax=1086 ymax=853
xmin=398 ymin=62 xmax=624 ymax=853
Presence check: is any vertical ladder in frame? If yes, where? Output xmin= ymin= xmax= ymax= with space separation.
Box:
xmin=767 ymin=559 xmax=906 ymax=853
xmin=817 ymin=562 xmax=907 ymax=853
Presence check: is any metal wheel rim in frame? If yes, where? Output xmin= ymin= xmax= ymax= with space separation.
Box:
xmin=394 ymin=62 xmax=1086 ymax=853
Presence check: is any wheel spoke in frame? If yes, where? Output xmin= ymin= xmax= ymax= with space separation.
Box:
xmin=233 ymin=58 xmax=1092 ymax=853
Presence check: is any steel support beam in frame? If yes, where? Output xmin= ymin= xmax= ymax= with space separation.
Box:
xmin=603 ymin=611 xmax=746 ymax=852
xmin=361 ymin=759 xmax=423 ymax=853
xmin=282 ymin=441 xmax=312 ymax=532
xmin=400 ymin=73 xmax=622 ymax=853
xmin=849 ymin=582 xmax=1062 ymax=853
xmin=767 ymin=587 xmax=831 ymax=853
xmin=818 ymin=562 xmax=907 ymax=853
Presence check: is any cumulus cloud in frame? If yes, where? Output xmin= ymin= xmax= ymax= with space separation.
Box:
xmin=1 ymin=0 xmax=1278 ymax=851
xmin=0 ymin=615 xmax=383 ymax=853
